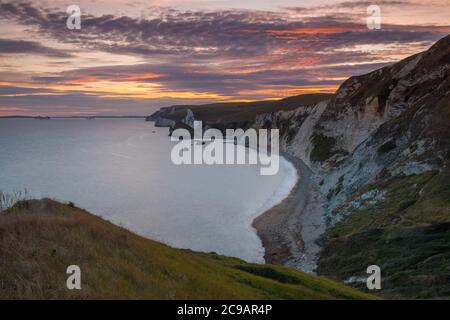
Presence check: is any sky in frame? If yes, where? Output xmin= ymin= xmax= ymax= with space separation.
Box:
xmin=0 ymin=0 xmax=449 ymax=116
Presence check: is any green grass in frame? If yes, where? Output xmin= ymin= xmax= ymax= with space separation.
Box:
xmin=162 ymin=94 xmax=332 ymax=125
xmin=0 ymin=199 xmax=372 ymax=300
xmin=310 ymin=133 xmax=337 ymax=162
xmin=318 ymin=168 xmax=450 ymax=299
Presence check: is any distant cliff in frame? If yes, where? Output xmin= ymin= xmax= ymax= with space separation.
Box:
xmin=145 ymin=94 xmax=332 ymax=134
xmin=147 ymin=35 xmax=450 ymax=298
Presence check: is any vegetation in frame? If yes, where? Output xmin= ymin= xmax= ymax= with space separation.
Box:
xmin=377 ymin=78 xmax=399 ymax=112
xmin=0 ymin=199 xmax=372 ymax=300
xmin=310 ymin=133 xmax=336 ymax=162
xmin=160 ymin=94 xmax=332 ymax=125
xmin=318 ymin=168 xmax=450 ymax=299
xmin=377 ymin=140 xmax=397 ymax=154
xmin=0 ymin=189 xmax=29 ymax=211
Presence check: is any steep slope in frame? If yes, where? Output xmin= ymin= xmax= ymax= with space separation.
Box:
xmin=313 ymin=35 xmax=450 ymax=299
xmin=255 ymin=35 xmax=450 ymax=298
xmin=147 ymin=34 xmax=450 ymax=298
xmin=0 ymin=199 xmax=372 ymax=300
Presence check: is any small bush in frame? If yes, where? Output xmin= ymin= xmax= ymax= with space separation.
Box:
xmin=0 ymin=189 xmax=29 ymax=211
xmin=311 ymin=133 xmax=336 ymax=162
xmin=378 ymin=140 xmax=396 ymax=154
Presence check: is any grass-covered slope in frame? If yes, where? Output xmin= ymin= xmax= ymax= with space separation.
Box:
xmin=150 ymin=93 xmax=332 ymax=127
xmin=318 ymin=166 xmax=450 ymax=299
xmin=0 ymin=199 xmax=371 ymax=300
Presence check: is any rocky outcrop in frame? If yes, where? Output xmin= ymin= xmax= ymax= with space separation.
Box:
xmin=182 ymin=108 xmax=195 ymax=128
xmin=146 ymin=106 xmax=177 ymax=127
xmin=146 ymin=106 xmax=196 ymax=130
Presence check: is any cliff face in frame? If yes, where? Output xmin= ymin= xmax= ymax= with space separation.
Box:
xmin=284 ymin=35 xmax=449 ymax=218
xmin=252 ymin=35 xmax=450 ymax=298
xmin=315 ymin=36 xmax=450 ymax=299
xmin=147 ymin=35 xmax=450 ymax=298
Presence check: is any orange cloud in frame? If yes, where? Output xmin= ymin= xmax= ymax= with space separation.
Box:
xmin=266 ymin=26 xmax=367 ymax=37
xmin=238 ymin=86 xmax=338 ymax=98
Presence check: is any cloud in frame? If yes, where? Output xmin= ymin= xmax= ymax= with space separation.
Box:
xmin=0 ymin=91 xmax=217 ymax=116
xmin=27 ymin=62 xmax=346 ymax=96
xmin=0 ymin=0 xmax=448 ymax=114
xmin=0 ymin=1 xmax=447 ymax=61
xmin=0 ymin=39 xmax=72 ymax=58
xmin=0 ymin=85 xmax=55 ymax=95
xmin=285 ymin=0 xmax=417 ymax=13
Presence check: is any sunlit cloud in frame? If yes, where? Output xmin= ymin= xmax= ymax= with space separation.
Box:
xmin=0 ymin=0 xmax=448 ymax=115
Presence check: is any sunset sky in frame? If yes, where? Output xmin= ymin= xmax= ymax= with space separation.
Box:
xmin=0 ymin=0 xmax=449 ymax=116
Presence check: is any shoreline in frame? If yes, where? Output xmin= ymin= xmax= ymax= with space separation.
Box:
xmin=168 ymin=124 xmax=324 ymax=269
xmin=252 ymin=153 xmax=325 ymax=274
xmin=247 ymin=152 xmax=299 ymax=263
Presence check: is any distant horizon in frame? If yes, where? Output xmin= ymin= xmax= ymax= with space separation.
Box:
xmin=0 ymin=114 xmax=148 ymax=118
xmin=0 ymin=91 xmax=336 ymax=117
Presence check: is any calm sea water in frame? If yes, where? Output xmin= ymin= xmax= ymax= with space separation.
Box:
xmin=0 ymin=119 xmax=297 ymax=262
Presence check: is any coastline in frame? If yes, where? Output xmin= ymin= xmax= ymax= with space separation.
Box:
xmin=133 ymin=120 xmax=323 ymax=267
xmin=246 ymin=152 xmax=298 ymax=263
xmin=253 ymin=153 xmax=325 ymax=274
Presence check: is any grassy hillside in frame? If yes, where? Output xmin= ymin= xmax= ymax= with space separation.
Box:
xmin=161 ymin=94 xmax=332 ymax=124
xmin=0 ymin=199 xmax=372 ymax=300
xmin=318 ymin=165 xmax=450 ymax=299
